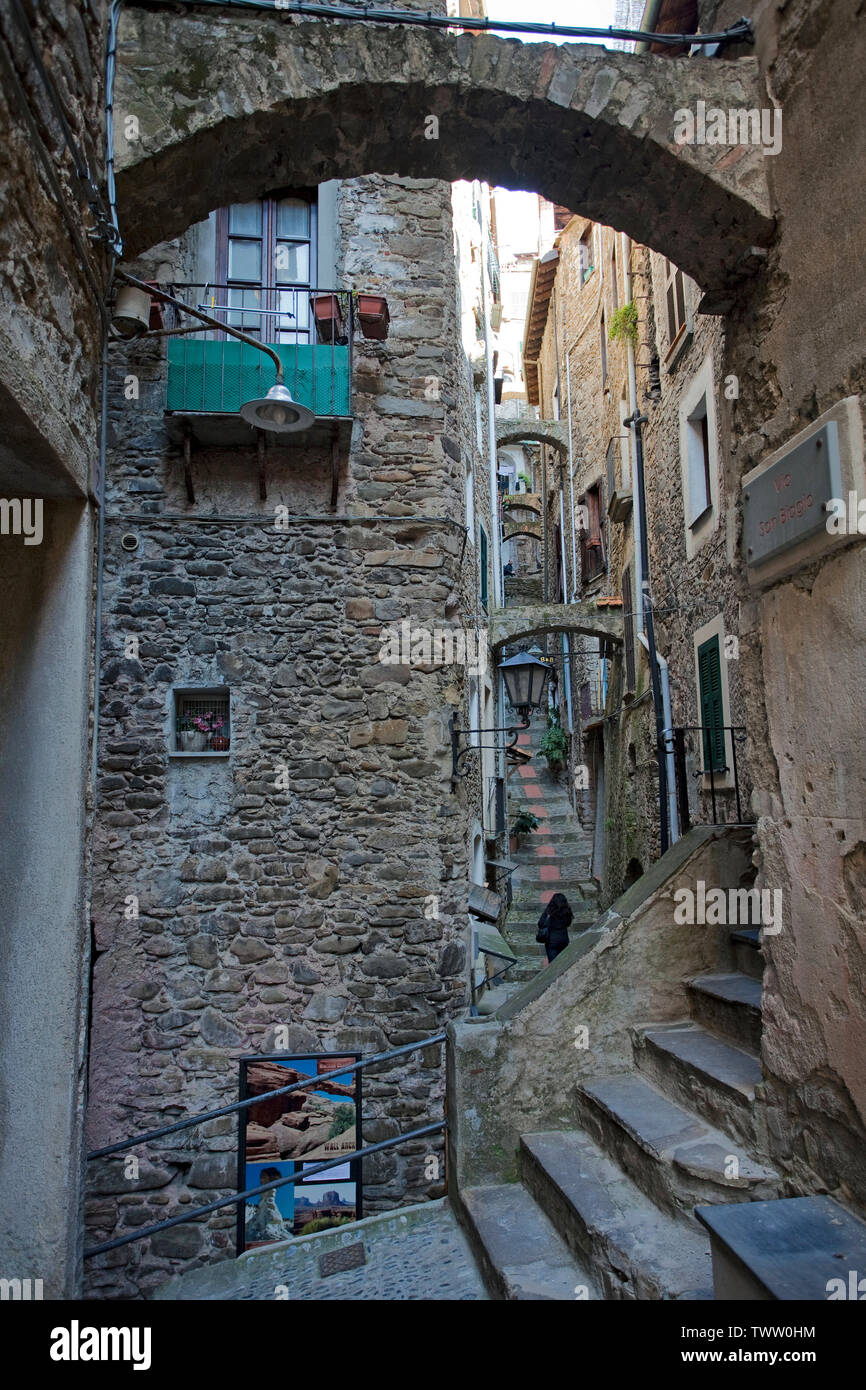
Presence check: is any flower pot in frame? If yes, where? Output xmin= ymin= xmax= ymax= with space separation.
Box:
xmin=180 ymin=730 xmax=207 ymax=752
xmin=357 ymin=294 xmax=390 ymax=340
xmin=211 ymin=735 xmax=230 ymax=752
xmin=311 ymin=293 xmax=345 ymax=344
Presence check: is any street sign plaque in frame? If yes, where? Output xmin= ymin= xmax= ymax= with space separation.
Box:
xmin=742 ymin=421 xmax=841 ymax=567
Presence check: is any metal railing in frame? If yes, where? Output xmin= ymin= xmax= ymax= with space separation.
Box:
xmin=668 ymin=724 xmax=749 ymax=829
xmin=84 ymin=1031 xmax=446 ymax=1260
xmin=164 ymin=282 xmax=355 ymax=419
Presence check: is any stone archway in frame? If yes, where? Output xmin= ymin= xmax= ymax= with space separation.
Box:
xmin=496 ymin=420 xmax=569 ymax=455
xmin=490 ymin=602 xmax=622 ymax=650
xmin=115 ymin=12 xmax=774 ymax=301
xmin=502 ymin=522 xmax=543 ymax=545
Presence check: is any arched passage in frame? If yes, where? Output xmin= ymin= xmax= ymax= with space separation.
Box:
xmin=115 ymin=12 xmax=774 ymax=301
xmin=496 ymin=420 xmax=569 ymax=455
xmin=490 ymin=603 xmax=622 ymax=650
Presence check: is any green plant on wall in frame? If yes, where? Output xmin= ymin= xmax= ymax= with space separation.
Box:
xmin=517 ymin=472 xmax=531 ymax=490
xmin=538 ymin=712 xmax=569 ymax=770
xmin=609 ymin=301 xmax=638 ymax=348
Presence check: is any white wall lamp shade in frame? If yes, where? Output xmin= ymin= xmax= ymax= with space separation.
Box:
xmin=239 ymin=381 xmax=314 ymax=433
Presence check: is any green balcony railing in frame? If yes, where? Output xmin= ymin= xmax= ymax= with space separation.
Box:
xmin=165 ymin=285 xmax=354 ymax=421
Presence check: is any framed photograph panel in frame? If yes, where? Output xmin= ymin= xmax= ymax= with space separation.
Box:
xmin=236 ymin=1052 xmax=362 ymax=1253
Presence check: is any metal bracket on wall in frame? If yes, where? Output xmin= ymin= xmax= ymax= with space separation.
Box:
xmin=330 ymin=422 xmax=340 ymax=510
xmin=182 ymin=427 xmax=195 ymax=504
xmin=257 ymin=430 xmax=267 ymax=501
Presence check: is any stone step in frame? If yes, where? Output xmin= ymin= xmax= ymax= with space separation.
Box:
xmin=520 ymin=1129 xmax=713 ymax=1300
xmin=574 ymin=1072 xmax=778 ymax=1220
xmin=687 ymin=971 xmax=763 ymax=1052
xmin=633 ymin=1022 xmax=761 ymax=1148
xmin=696 ymin=1195 xmax=866 ymax=1301
xmin=458 ymin=1183 xmax=599 ymax=1301
xmin=730 ymin=927 xmax=764 ymax=982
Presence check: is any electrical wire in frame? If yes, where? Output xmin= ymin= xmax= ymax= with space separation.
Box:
xmin=137 ymin=0 xmax=753 ymax=49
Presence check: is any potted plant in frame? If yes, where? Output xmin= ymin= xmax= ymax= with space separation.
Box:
xmin=517 ymin=472 xmax=531 ymax=493
xmin=178 ymin=718 xmax=207 ymax=752
xmin=510 ymin=808 xmax=539 ymax=853
xmin=538 ymin=712 xmax=569 ymax=775
xmin=357 ymin=293 xmax=390 ymax=340
xmin=310 ymin=293 xmax=346 ymax=344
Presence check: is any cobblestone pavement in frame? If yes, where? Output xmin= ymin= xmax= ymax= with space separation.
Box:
xmin=153 ymin=1199 xmax=489 ymax=1301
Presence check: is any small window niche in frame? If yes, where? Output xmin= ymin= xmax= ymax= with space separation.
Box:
xmin=171 ymin=686 xmax=231 ymax=756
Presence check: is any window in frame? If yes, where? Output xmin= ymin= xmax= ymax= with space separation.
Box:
xmin=215 ymin=191 xmax=318 ymax=342
xmin=600 ymin=313 xmax=608 ymax=386
xmin=685 ymin=395 xmax=712 ymax=525
xmin=610 ymin=245 xmax=619 ymax=311
xmin=622 ymin=565 xmax=636 ymax=695
xmin=479 ymin=524 xmax=489 ymax=609
xmin=579 ymin=482 xmax=605 ymax=584
xmin=579 ymin=227 xmax=594 ymax=285
xmin=172 ymin=687 xmax=231 ymax=755
xmin=697 ymin=635 xmax=725 ymax=773
xmin=663 ymin=257 xmax=687 ymax=348
xmin=679 ymin=354 xmax=719 ymax=557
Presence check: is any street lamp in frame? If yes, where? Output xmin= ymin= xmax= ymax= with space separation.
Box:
xmin=498 ymin=650 xmax=552 ymax=723
xmin=450 ymin=649 xmax=551 ymax=785
xmin=239 ymin=381 xmax=314 ymax=433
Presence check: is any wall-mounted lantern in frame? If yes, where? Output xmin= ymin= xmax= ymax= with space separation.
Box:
xmin=450 ymin=650 xmax=551 ymax=786
xmin=357 ymin=294 xmax=390 ymax=340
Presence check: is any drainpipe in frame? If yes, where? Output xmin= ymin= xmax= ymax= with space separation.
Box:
xmin=558 ymin=486 xmax=573 ymax=733
xmin=480 ymin=195 xmax=502 ymax=609
xmin=564 ymin=351 xmax=579 ymax=601
xmin=625 ymin=407 xmax=669 ymax=855
xmin=635 ymin=0 xmax=663 ymax=54
xmin=623 ymin=234 xmax=679 ymax=845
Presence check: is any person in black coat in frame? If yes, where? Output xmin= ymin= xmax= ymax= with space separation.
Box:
xmin=536 ymin=892 xmax=573 ymax=963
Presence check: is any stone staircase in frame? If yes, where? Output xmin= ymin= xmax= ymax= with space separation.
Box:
xmin=499 ymin=718 xmax=599 ymax=991
xmin=459 ymin=846 xmax=784 ymax=1299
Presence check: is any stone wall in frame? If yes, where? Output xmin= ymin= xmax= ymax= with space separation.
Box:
xmin=85 ymin=170 xmax=488 ymax=1297
xmin=0 ymin=0 xmax=107 ymax=1298
xmin=0 ymin=0 xmax=107 ymax=494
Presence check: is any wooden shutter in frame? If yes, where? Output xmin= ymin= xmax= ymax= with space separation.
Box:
xmin=479 ymin=526 xmax=489 ymax=609
xmin=697 ymin=635 xmax=725 ymax=771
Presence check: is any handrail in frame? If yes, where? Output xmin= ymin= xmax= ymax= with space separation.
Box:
xmin=83 ymin=1120 xmax=446 ymax=1259
xmin=87 ymin=1032 xmax=447 ymax=1160
xmin=667 ymin=724 xmax=748 ymax=828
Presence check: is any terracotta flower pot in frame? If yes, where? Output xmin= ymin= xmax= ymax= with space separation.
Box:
xmin=211 ymin=735 xmax=230 ymax=752
xmin=357 ymin=294 xmax=390 ymax=340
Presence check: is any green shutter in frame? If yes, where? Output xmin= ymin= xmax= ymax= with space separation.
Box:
xmin=479 ymin=527 xmax=489 ymax=609
xmin=697 ymin=635 xmax=725 ymax=772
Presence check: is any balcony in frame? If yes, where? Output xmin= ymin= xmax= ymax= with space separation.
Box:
xmin=164 ymin=285 xmax=354 ymax=449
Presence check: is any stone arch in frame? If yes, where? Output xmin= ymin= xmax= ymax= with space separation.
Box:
xmin=115 ymin=12 xmax=774 ymax=301
xmin=502 ymin=522 xmax=543 ymax=544
xmin=490 ymin=603 xmax=622 ymax=650
xmin=496 ymin=420 xmax=569 ymax=455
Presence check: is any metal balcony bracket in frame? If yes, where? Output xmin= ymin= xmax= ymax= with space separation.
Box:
xmin=257 ymin=430 xmax=267 ymax=501
xmin=330 ymin=422 xmax=340 ymax=510
xmin=183 ymin=426 xmax=195 ymax=504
